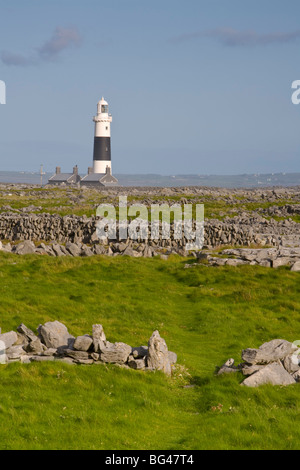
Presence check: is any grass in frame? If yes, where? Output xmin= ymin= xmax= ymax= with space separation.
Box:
xmin=0 ymin=252 xmax=300 ymax=449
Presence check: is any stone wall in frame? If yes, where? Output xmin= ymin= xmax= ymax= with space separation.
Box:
xmin=0 ymin=321 xmax=176 ymax=376
xmin=0 ymin=212 xmax=298 ymax=249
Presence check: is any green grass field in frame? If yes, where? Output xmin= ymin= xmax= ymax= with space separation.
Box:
xmin=0 ymin=252 xmax=300 ymax=450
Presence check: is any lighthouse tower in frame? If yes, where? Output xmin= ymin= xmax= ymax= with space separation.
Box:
xmin=93 ymin=97 xmax=112 ymax=174
xmin=80 ymin=97 xmax=119 ymax=187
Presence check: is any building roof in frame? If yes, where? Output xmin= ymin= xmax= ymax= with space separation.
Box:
xmin=48 ymin=173 xmax=80 ymax=183
xmin=81 ymin=172 xmax=119 ymax=186
xmin=80 ymin=173 xmax=105 ymax=182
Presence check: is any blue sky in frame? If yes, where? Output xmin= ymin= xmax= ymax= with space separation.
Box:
xmin=0 ymin=0 xmax=300 ymax=175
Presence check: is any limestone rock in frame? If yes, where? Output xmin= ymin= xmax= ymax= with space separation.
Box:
xmin=51 ymin=244 xmax=65 ymax=257
xmin=81 ymin=245 xmax=94 ymax=257
xmin=291 ymin=261 xmax=300 ymax=272
xmin=14 ymin=240 xmax=36 ymax=255
xmin=17 ymin=323 xmax=37 ymax=342
xmin=73 ymin=335 xmax=93 ymax=352
xmin=100 ymin=341 xmax=132 ymax=364
xmin=242 ymin=339 xmax=296 ymax=365
xmin=128 ymin=356 xmax=146 ymax=370
xmin=122 ymin=246 xmax=136 ymax=257
xmin=65 ymin=242 xmax=81 ymax=257
xmin=92 ymin=324 xmax=107 ymax=352
xmin=42 ymin=348 xmax=57 ymax=356
xmin=39 ymin=321 xmax=74 ymax=349
xmin=272 ymin=257 xmax=293 ymax=268
xmin=91 ymin=352 xmax=100 ymax=361
xmin=0 ymin=331 xmax=18 ymax=349
xmin=147 ymin=330 xmax=171 ymax=375
xmin=93 ymin=245 xmax=106 ymax=255
xmin=6 ymin=345 xmax=26 ymax=360
xmin=242 ymin=362 xmax=296 ymax=387
xmin=217 ymin=358 xmax=239 ymax=375
xmin=283 ymin=350 xmax=300 ymax=374
xmin=63 ymin=349 xmax=90 ymax=360
xmin=25 ymin=337 xmax=44 ymax=355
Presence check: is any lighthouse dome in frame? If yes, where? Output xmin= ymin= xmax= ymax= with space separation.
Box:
xmin=99 ymin=96 xmax=108 ymax=105
xmin=97 ymin=97 xmax=109 ymax=114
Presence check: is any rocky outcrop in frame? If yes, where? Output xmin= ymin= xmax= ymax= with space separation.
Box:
xmin=0 ymin=321 xmax=176 ymax=375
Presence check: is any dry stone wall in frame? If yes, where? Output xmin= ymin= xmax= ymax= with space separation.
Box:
xmin=0 ymin=321 xmax=176 ymax=376
xmin=0 ymin=212 xmax=298 ymax=248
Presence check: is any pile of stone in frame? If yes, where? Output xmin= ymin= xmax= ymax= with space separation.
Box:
xmin=218 ymin=339 xmax=300 ymax=387
xmin=0 ymin=321 xmax=176 ymax=376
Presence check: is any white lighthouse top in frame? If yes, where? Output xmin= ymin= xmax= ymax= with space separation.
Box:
xmin=94 ymin=96 xmax=112 ymax=122
xmin=99 ymin=96 xmax=108 ymax=105
xmin=97 ymin=97 xmax=109 ymax=115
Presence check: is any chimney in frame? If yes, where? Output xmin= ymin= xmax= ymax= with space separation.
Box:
xmin=88 ymin=167 xmax=93 ymax=175
xmin=56 ymin=166 xmax=61 ymax=174
xmin=73 ymin=165 xmax=78 ymax=175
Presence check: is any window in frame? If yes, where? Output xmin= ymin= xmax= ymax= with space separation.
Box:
xmin=101 ymin=105 xmax=108 ymax=113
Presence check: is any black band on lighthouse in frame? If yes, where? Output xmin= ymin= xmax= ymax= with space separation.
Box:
xmin=93 ymin=137 xmax=111 ymax=161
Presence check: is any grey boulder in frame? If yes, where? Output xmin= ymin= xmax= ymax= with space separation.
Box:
xmin=25 ymin=337 xmax=44 ymax=355
xmin=242 ymin=361 xmax=296 ymax=387
xmin=63 ymin=349 xmax=90 ymax=360
xmin=291 ymin=261 xmax=300 ymax=272
xmin=38 ymin=321 xmax=74 ymax=349
xmin=65 ymin=242 xmax=82 ymax=257
xmin=283 ymin=350 xmax=300 ymax=374
xmin=6 ymin=345 xmax=26 ymax=360
xmin=14 ymin=241 xmax=36 ymax=255
xmin=92 ymin=324 xmax=107 ymax=353
xmin=242 ymin=339 xmax=296 ymax=365
xmin=217 ymin=358 xmax=240 ymax=375
xmin=0 ymin=331 xmax=18 ymax=349
xmin=128 ymin=356 xmax=146 ymax=370
xmin=17 ymin=323 xmax=37 ymax=342
xmin=73 ymin=335 xmax=93 ymax=352
xmin=100 ymin=341 xmax=132 ymax=364
xmin=147 ymin=330 xmax=171 ymax=376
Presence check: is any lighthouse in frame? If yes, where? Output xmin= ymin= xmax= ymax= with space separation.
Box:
xmin=80 ymin=97 xmax=119 ymax=187
xmin=93 ymin=97 xmax=112 ymax=174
